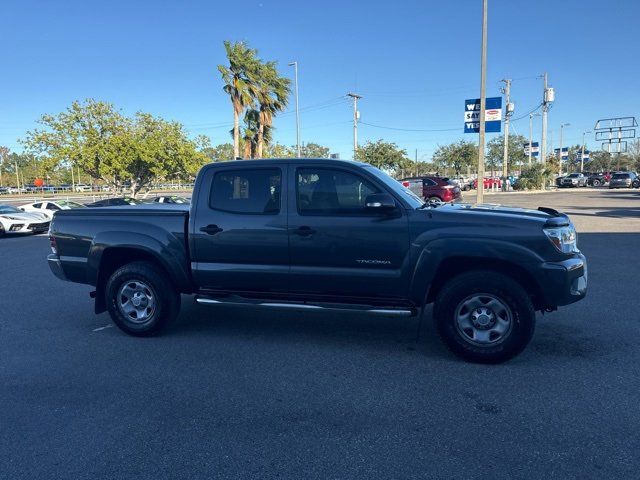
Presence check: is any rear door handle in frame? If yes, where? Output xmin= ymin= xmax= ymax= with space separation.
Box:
xmin=200 ymin=224 xmax=223 ymax=235
xmin=294 ymin=226 xmax=316 ymax=236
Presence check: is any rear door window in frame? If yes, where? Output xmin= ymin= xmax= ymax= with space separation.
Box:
xmin=210 ymin=168 xmax=281 ymax=214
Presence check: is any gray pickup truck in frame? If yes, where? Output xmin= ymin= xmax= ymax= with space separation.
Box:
xmin=48 ymin=159 xmax=587 ymax=363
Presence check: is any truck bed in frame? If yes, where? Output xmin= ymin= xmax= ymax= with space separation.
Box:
xmin=50 ymin=204 xmax=190 ymax=287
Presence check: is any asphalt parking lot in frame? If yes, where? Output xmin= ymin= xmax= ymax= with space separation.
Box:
xmin=1 ymin=188 xmax=639 ymax=479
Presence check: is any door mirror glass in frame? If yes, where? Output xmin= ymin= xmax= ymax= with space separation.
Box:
xmin=365 ymin=193 xmax=396 ymax=210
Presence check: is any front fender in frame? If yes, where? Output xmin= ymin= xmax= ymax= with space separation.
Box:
xmin=408 ymin=237 xmax=545 ymax=304
xmin=87 ymin=229 xmax=191 ymax=292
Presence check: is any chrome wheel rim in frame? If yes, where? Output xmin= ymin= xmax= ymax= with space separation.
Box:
xmin=454 ymin=294 xmax=513 ymax=346
xmin=117 ymin=280 xmax=156 ymax=324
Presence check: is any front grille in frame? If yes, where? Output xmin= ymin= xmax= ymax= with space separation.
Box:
xmin=28 ymin=222 xmax=50 ymax=232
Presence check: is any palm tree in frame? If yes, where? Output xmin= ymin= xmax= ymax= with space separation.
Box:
xmin=241 ymin=109 xmax=260 ymax=159
xmin=255 ymin=62 xmax=290 ymax=158
xmin=218 ymin=41 xmax=260 ymax=159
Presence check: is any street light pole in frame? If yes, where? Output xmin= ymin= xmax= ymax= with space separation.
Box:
xmin=288 ymin=61 xmax=301 ymax=157
xmin=476 ymin=0 xmax=488 ymax=204
xmin=581 ymin=131 xmax=590 ymax=172
xmin=559 ymin=123 xmax=570 ymax=175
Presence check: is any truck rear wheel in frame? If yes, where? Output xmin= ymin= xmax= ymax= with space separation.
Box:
xmin=433 ymin=271 xmax=535 ymax=363
xmin=105 ymin=261 xmax=180 ymax=336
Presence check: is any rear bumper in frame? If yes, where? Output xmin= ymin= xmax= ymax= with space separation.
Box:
xmin=538 ymin=253 xmax=587 ymax=308
xmin=48 ymin=254 xmax=68 ymax=281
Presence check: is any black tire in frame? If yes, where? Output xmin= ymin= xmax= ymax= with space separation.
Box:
xmin=592 ymin=179 xmax=601 ymax=187
xmin=105 ymin=261 xmax=180 ymax=337
xmin=433 ymin=271 xmax=536 ymax=364
xmin=428 ymin=195 xmax=442 ymax=202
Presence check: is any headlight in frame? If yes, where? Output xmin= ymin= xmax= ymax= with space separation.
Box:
xmin=543 ymin=224 xmax=579 ymax=253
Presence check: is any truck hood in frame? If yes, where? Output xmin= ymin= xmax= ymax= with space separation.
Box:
xmin=430 ymin=203 xmax=570 ymax=227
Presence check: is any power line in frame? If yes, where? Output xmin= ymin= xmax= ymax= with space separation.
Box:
xmin=510 ymin=103 xmax=543 ymax=122
xmin=359 ymin=121 xmax=460 ymax=132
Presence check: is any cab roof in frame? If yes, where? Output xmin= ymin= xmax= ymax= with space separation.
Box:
xmin=207 ymin=158 xmax=370 ymax=168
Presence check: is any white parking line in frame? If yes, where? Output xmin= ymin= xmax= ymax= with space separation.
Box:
xmin=92 ymin=324 xmax=113 ymax=332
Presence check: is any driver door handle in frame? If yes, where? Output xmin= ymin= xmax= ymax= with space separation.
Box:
xmin=200 ymin=224 xmax=223 ymax=235
xmin=294 ymin=226 xmax=316 ymax=236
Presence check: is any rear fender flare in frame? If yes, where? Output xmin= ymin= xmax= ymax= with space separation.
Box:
xmin=87 ymin=230 xmax=191 ymax=292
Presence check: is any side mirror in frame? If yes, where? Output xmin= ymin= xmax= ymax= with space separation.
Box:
xmin=365 ymin=193 xmax=396 ymax=210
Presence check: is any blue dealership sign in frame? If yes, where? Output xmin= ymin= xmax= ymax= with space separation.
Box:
xmin=524 ymin=141 xmax=539 ymax=157
xmin=464 ymin=97 xmax=502 ymax=133
xmin=554 ymin=147 xmax=569 ymax=161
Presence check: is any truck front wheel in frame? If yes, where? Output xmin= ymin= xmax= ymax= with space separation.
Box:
xmin=433 ymin=271 xmax=535 ymax=363
xmin=105 ymin=261 xmax=180 ymax=336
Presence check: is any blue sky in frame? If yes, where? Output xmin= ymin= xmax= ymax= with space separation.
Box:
xmin=1 ymin=0 xmax=639 ymax=160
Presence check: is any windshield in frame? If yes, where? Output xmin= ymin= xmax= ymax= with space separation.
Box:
xmin=58 ymin=200 xmax=85 ymax=208
xmin=612 ymin=173 xmax=630 ymax=179
xmin=0 ymin=205 xmax=21 ymax=214
xmin=364 ymin=166 xmax=424 ymax=208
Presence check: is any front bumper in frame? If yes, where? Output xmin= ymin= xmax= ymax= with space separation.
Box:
xmin=539 ymin=253 xmax=587 ymax=308
xmin=48 ymin=254 xmax=68 ymax=281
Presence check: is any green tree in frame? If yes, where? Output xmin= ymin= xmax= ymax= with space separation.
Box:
xmin=300 ymin=142 xmax=330 ymax=158
xmin=486 ymin=134 xmax=528 ymax=176
xmin=22 ymin=99 xmax=209 ymax=196
xmin=355 ymin=139 xmax=409 ymax=174
xmin=205 ymin=143 xmax=235 ymax=161
xmin=255 ymin=61 xmax=290 ymax=158
xmin=265 ymin=142 xmax=295 ymax=158
xmin=515 ymin=163 xmax=555 ymax=190
xmin=432 ymin=140 xmax=477 ymax=175
xmin=218 ymin=41 xmax=260 ymax=159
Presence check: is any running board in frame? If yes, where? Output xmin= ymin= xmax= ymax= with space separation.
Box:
xmin=195 ymin=296 xmax=416 ymax=317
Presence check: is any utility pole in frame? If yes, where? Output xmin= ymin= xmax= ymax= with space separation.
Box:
xmin=476 ymin=0 xmax=488 ymax=204
xmin=500 ymin=78 xmax=512 ymax=191
xmin=288 ymin=61 xmax=301 ymax=157
xmin=415 ymin=148 xmax=418 ymax=176
xmin=540 ymin=72 xmax=553 ymax=164
xmin=347 ymin=93 xmax=362 ymax=160
xmin=559 ymin=123 xmax=570 ymax=175
xmin=581 ymin=131 xmax=590 ymax=172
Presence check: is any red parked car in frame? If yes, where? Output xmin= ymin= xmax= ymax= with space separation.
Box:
xmin=400 ymin=176 xmax=462 ymax=202
xmin=472 ymin=177 xmax=503 ymax=189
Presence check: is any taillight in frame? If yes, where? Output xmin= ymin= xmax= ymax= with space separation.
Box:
xmin=402 ymin=181 xmax=410 ymax=188
xmin=49 ymin=235 xmax=58 ymax=255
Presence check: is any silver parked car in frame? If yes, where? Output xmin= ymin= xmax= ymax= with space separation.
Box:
xmin=608 ymin=172 xmax=637 ymax=189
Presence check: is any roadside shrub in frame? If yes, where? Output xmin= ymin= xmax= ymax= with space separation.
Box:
xmin=514 ymin=163 xmax=554 ymax=190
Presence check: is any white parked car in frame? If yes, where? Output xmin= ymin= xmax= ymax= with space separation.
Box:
xmin=74 ymin=184 xmax=92 ymax=192
xmin=19 ymin=200 xmax=86 ymax=220
xmin=0 ymin=205 xmax=50 ymax=236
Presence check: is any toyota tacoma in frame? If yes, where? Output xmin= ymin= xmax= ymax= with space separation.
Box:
xmin=47 ymin=159 xmax=587 ymax=363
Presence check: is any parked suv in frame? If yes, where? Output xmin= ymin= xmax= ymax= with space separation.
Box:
xmin=400 ymin=176 xmax=462 ymax=202
xmin=609 ymin=172 xmax=637 ymax=189
xmin=560 ymin=173 xmax=588 ymax=188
